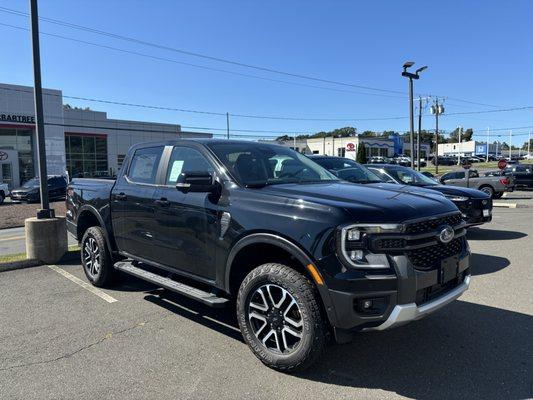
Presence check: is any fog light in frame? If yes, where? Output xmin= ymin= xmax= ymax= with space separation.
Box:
xmin=350 ymin=250 xmax=364 ymax=261
xmin=362 ymin=299 xmax=373 ymax=309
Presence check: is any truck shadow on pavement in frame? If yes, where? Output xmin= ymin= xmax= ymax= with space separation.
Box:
xmin=297 ymin=300 xmax=532 ymax=400
xmin=467 ymin=227 xmax=527 ymax=241
xmin=137 ymin=281 xmax=532 ymax=399
xmin=470 ymin=253 xmax=510 ymax=276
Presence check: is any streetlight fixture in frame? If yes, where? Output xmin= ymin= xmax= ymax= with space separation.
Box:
xmin=402 ymin=61 xmax=427 ymax=169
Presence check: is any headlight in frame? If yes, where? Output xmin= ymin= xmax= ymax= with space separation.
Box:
xmin=444 ymin=194 xmax=469 ymax=202
xmin=339 ymin=223 xmax=404 ymax=269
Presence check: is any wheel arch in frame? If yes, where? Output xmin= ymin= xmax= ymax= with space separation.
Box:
xmin=225 ymin=233 xmax=337 ymax=326
xmin=76 ymin=205 xmax=115 ymax=252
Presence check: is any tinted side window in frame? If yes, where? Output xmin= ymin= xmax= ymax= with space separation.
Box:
xmin=127 ymin=146 xmax=164 ymax=184
xmin=166 ymin=147 xmax=214 ymax=185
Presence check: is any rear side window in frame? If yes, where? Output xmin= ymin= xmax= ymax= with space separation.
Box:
xmin=127 ymin=146 xmax=164 ymax=184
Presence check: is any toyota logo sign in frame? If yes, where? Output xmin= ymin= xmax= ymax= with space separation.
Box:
xmin=0 ymin=151 xmax=8 ymax=161
xmin=346 ymin=143 xmax=356 ymax=151
xmin=438 ymin=225 xmax=455 ymax=244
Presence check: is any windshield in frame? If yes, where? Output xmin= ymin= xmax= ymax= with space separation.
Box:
xmin=22 ymin=177 xmax=40 ymax=188
xmin=207 ymin=142 xmax=338 ymax=187
xmin=312 ymin=157 xmax=382 ymax=183
xmin=386 ymin=168 xmax=438 ymax=186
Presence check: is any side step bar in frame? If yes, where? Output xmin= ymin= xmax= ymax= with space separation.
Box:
xmin=115 ymin=261 xmax=229 ymax=308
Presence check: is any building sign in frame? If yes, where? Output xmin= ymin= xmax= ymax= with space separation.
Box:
xmin=475 ymin=144 xmax=487 ymax=155
xmin=0 ymin=114 xmax=35 ymax=124
xmin=346 ymin=142 xmax=356 ymax=151
xmin=0 ymin=151 xmax=8 ymax=161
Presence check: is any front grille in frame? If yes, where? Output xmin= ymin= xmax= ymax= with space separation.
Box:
xmin=405 ymin=213 xmax=463 ymax=234
xmin=375 ymin=238 xmax=407 ymax=249
xmin=406 ymin=237 xmax=463 ymax=270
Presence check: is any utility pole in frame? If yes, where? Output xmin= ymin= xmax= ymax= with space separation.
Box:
xmin=528 ymin=131 xmax=531 ymax=156
xmin=486 ymin=127 xmax=490 ymax=162
xmin=293 ymin=134 xmax=296 ymax=151
xmin=226 ymin=112 xmax=230 ymax=139
xmin=30 ymin=0 xmax=52 ymax=219
xmin=509 ymin=130 xmax=512 ymax=159
xmin=323 ymin=136 xmax=326 ymax=155
xmin=332 ymin=135 xmax=335 ymax=156
xmin=430 ymin=98 xmax=443 ymax=174
xmin=402 ymin=62 xmax=427 ymax=169
xmin=416 ymin=96 xmax=422 ymax=171
xmin=457 ymin=126 xmax=462 ymax=166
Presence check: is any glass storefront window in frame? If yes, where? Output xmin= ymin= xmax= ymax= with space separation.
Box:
xmin=65 ymin=133 xmax=108 ymax=178
xmin=0 ymin=128 xmax=35 ymax=185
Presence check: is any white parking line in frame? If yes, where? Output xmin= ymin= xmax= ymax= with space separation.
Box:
xmin=48 ymin=265 xmax=118 ymax=303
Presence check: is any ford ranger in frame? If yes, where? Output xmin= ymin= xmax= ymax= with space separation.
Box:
xmin=66 ymin=140 xmax=471 ymax=371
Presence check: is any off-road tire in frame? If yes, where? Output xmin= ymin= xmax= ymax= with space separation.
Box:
xmin=81 ymin=226 xmax=117 ymax=287
xmin=236 ymin=263 xmax=327 ymax=372
xmin=479 ymin=185 xmax=495 ymax=198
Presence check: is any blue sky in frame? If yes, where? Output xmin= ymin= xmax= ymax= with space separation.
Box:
xmin=0 ymin=0 xmax=532 ymax=144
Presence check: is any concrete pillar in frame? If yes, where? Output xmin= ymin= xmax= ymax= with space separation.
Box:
xmin=25 ymin=217 xmax=67 ymax=264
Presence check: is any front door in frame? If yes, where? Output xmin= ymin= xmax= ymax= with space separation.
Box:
xmin=111 ymin=145 xmax=164 ymax=261
xmin=151 ymin=145 xmax=218 ymax=280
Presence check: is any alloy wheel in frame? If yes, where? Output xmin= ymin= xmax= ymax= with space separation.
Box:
xmin=247 ymin=284 xmax=303 ymax=354
xmin=83 ymin=237 xmax=101 ymax=278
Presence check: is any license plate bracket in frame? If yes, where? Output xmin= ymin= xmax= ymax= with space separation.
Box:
xmin=440 ymin=256 xmax=459 ymax=283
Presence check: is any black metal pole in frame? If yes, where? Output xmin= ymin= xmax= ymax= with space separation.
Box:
xmin=226 ymin=112 xmax=230 ymax=139
xmin=408 ymin=78 xmax=415 ymax=169
xmin=29 ymin=0 xmax=53 ymax=219
xmin=435 ymin=98 xmax=439 ymax=175
xmin=417 ymin=96 xmax=422 ymax=171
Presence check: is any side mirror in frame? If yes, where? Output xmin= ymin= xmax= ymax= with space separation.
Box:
xmin=176 ymin=171 xmax=214 ymax=193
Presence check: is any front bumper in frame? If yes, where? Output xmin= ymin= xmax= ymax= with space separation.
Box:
xmin=456 ymin=199 xmax=492 ymax=226
xmin=365 ymin=274 xmax=470 ymax=331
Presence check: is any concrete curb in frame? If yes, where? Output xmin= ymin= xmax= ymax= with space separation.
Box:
xmin=493 ymin=202 xmax=528 ymax=208
xmin=0 ymin=250 xmax=80 ymax=273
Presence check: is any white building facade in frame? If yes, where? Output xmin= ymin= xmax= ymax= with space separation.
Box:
xmin=0 ymin=83 xmax=211 ymax=188
xmin=270 ymin=134 xmax=430 ymax=160
xmin=437 ymin=140 xmax=498 ymax=157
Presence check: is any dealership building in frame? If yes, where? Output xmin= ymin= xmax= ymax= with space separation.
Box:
xmin=0 ymin=83 xmax=211 ymax=189
xmin=266 ymin=134 xmax=430 ymax=159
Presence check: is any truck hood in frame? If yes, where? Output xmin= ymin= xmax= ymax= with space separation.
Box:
xmin=418 ymin=184 xmax=491 ymax=199
xmin=260 ymin=182 xmax=458 ymax=223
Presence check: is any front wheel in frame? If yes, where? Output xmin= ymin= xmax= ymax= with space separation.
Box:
xmin=479 ymin=185 xmax=495 ymax=198
xmin=236 ymin=263 xmax=328 ymax=372
xmin=81 ymin=226 xmax=117 ymax=287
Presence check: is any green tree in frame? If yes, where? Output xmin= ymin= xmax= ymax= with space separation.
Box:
xmin=356 ymin=143 xmax=367 ymax=163
xmin=449 ymin=128 xmax=473 ymax=142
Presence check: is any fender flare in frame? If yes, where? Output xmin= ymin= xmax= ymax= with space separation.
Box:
xmin=225 ymin=233 xmax=338 ymax=326
xmin=76 ymin=205 xmax=114 ymax=252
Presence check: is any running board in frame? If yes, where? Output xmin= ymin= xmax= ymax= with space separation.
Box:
xmin=115 ymin=261 xmax=229 ymax=308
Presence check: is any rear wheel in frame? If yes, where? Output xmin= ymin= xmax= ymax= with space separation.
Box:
xmin=236 ymin=263 xmax=327 ymax=372
xmin=479 ymin=185 xmax=495 ymax=198
xmin=81 ymin=226 xmax=117 ymax=287
xmin=492 ymin=192 xmax=504 ymax=199
xmin=0 ymin=192 xmax=4 ymax=205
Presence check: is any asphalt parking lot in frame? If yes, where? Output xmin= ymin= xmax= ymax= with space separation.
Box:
xmin=1 ymin=197 xmax=532 ymax=399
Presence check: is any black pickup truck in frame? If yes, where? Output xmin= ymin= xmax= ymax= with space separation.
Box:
xmin=66 ymin=140 xmax=471 ymax=371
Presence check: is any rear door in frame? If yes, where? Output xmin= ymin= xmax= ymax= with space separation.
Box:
xmin=111 ymin=146 xmax=164 ymax=261
xmin=151 ymin=145 xmax=218 ymax=280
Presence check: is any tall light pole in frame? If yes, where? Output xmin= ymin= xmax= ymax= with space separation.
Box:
xmin=30 ymin=0 xmax=53 ymax=219
xmin=457 ymin=126 xmax=463 ymax=165
xmin=226 ymin=112 xmax=230 ymax=139
xmin=402 ymin=62 xmax=427 ymax=169
xmin=528 ymin=131 xmax=531 ymax=156
xmin=430 ymin=98 xmax=444 ymax=174
xmin=416 ymin=96 xmax=422 ymax=171
xmin=486 ymin=127 xmax=490 ymax=162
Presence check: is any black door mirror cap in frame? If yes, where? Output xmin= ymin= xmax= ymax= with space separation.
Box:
xmin=176 ymin=171 xmax=215 ymax=193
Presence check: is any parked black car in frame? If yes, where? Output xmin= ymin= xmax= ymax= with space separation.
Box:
xmin=503 ymin=164 xmax=533 ymax=189
xmin=366 ymin=164 xmax=493 ymax=227
xmin=10 ymin=175 xmax=68 ymax=203
xmin=432 ymin=156 xmax=457 ymax=166
xmin=66 ymin=140 xmax=471 ymax=371
xmin=307 ymin=155 xmax=383 ymax=184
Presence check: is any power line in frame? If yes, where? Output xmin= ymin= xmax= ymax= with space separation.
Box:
xmin=0 ymin=6 xmax=502 ymax=107
xmin=0 ymin=21 xmax=407 ymax=100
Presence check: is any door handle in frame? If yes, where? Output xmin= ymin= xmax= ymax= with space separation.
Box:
xmin=115 ymin=192 xmax=127 ymax=201
xmin=155 ymin=198 xmax=170 ymax=207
